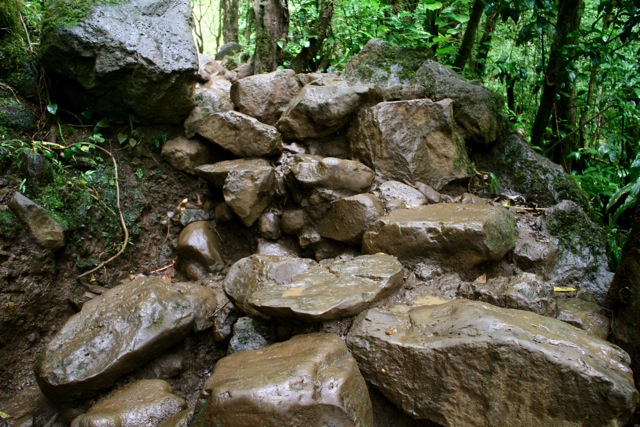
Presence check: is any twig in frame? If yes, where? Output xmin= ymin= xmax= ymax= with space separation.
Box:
xmin=18 ymin=13 xmax=34 ymax=53
xmin=149 ymin=260 xmax=175 ymax=274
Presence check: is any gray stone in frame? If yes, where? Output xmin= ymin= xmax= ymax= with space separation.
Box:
xmin=224 ymin=255 xmax=317 ymax=318
xmin=257 ymin=237 xmax=301 ymax=257
xmin=196 ymin=158 xmax=272 ymax=188
xmin=344 ymin=38 xmax=432 ymax=87
xmin=161 ymin=136 xmax=213 ymax=175
xmin=196 ymin=111 xmax=283 ymax=157
xmin=71 ymin=379 xmax=185 ymax=427
xmin=276 ymin=78 xmax=381 ymax=140
xmin=349 ymin=98 xmax=471 ymax=190
xmin=215 ymin=42 xmax=243 ymax=61
xmin=363 ymin=204 xmax=516 ymax=269
xmin=184 ymin=77 xmax=234 ymax=138
xmin=8 ymin=192 xmax=65 ymax=249
xmin=374 ymin=181 xmax=427 ymax=208
xmin=227 ymin=317 xmax=273 ymax=354
xmin=513 ymin=228 xmax=559 ymax=277
xmin=35 ymin=278 xmax=203 ymax=401
xmin=177 ymin=221 xmax=224 ymax=280
xmin=415 ymin=181 xmax=441 ymax=204
xmin=230 ymin=69 xmax=302 ymax=125
xmin=223 ymin=167 xmax=276 ymax=227
xmin=458 ymin=272 xmax=557 ymax=317
xmin=298 ymin=225 xmax=322 ymax=248
xmin=347 ymin=300 xmax=639 ymax=426
xmin=281 ymin=209 xmax=306 ymax=235
xmin=557 ymin=297 xmax=610 ymax=340
xmin=201 ymin=278 xmax=241 ymax=342
xmin=259 ymin=211 xmax=281 ymax=240
xmin=318 ymin=193 xmax=383 ymax=245
xmin=414 ymin=60 xmax=504 ymax=144
xmin=191 ymin=333 xmax=373 ymax=427
xmin=247 ymin=254 xmax=404 ymax=321
xmin=290 ymin=154 xmax=375 ymax=193
xmin=40 ymin=0 xmax=197 ymax=124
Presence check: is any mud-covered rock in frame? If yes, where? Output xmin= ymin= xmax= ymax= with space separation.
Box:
xmin=191 ymin=333 xmax=373 ymax=427
xmin=347 ymin=300 xmax=638 ymax=426
xmin=557 ymin=297 xmax=610 ymax=340
xmin=318 ymin=193 xmax=383 ymax=245
xmin=349 ymin=99 xmax=471 ymax=190
xmin=247 ymin=254 xmax=404 ymax=321
xmin=223 ymin=166 xmax=277 ymax=227
xmin=414 ymin=60 xmax=503 ymax=144
xmin=276 ymin=78 xmax=380 ymax=140
xmin=196 ymin=111 xmax=283 ymax=157
xmin=363 ymin=203 xmax=516 ymax=269
xmin=374 ymin=181 xmax=426 ymax=209
xmin=7 ymin=192 xmax=65 ymax=250
xmin=184 ymin=77 xmax=234 ymax=138
xmin=40 ymin=0 xmax=197 ymax=124
xmin=161 ymin=136 xmax=213 ymax=175
xmin=71 ymin=379 xmax=185 ymax=427
xmin=176 ymin=221 xmax=224 ymax=280
xmin=231 ymin=69 xmax=302 ymax=125
xmin=290 ymin=154 xmax=375 ymax=194
xmin=196 ymin=158 xmax=271 ymax=188
xmin=35 ymin=278 xmax=208 ymax=401
xmin=458 ymin=272 xmax=557 ymax=317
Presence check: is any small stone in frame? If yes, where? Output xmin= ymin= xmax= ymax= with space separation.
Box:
xmin=281 ymin=209 xmax=306 ymax=235
xmin=259 ymin=211 xmax=281 ymax=240
xmin=8 ymin=192 xmax=65 ymax=250
xmin=177 ymin=221 xmax=224 ymax=280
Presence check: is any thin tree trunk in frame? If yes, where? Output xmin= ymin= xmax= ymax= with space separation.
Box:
xmin=252 ymin=0 xmax=289 ymax=74
xmin=530 ymin=0 xmax=584 ymax=152
xmin=290 ymin=0 xmax=334 ymax=72
xmin=222 ymin=0 xmax=240 ymax=43
xmin=473 ymin=6 xmax=499 ymax=77
xmin=453 ymin=0 xmax=485 ymax=71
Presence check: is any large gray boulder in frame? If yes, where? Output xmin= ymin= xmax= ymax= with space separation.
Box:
xmin=71 ymin=379 xmax=185 ymax=427
xmin=414 ymin=60 xmax=504 ymax=144
xmin=347 ymin=300 xmax=639 ymax=426
xmin=349 ymin=98 xmax=471 ymax=190
xmin=363 ymin=203 xmax=516 ymax=269
xmin=276 ymin=78 xmax=381 ymax=140
xmin=230 ymin=69 xmax=302 ymax=125
xmin=35 ymin=277 xmax=217 ymax=401
xmin=191 ymin=333 xmax=373 ymax=427
xmin=39 ymin=0 xmax=198 ymax=124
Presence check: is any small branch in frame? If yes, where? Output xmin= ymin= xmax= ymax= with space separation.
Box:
xmin=149 ymin=260 xmax=175 ymax=274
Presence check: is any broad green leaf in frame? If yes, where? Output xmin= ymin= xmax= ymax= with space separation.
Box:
xmin=425 ymin=2 xmax=442 ymax=10
xmin=95 ymin=118 xmax=110 ymax=128
xmin=47 ymin=103 xmax=58 ymax=115
xmin=117 ymin=133 xmax=128 ymax=144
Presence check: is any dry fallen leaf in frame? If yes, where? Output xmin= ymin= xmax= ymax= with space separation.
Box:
xmin=385 ymin=327 xmax=397 ymax=335
xmin=554 ymin=286 xmax=577 ymax=293
xmin=474 ymin=274 xmax=487 ymax=284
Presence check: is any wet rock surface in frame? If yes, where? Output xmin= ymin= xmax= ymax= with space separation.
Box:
xmin=176 ymin=221 xmax=224 ymax=280
xmin=191 ymin=333 xmax=373 ymax=427
xmin=318 ymin=193 xmax=383 ymax=245
xmin=7 ymin=191 xmax=65 ymax=249
xmin=71 ymin=379 xmax=185 ymax=427
xmin=347 ymin=300 xmax=639 ymax=426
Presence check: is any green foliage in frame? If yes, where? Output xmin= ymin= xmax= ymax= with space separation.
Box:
xmin=42 ymin=0 xmax=122 ymax=32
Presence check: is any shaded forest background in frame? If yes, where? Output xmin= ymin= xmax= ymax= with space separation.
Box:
xmin=1 ymin=0 xmax=639 ymax=266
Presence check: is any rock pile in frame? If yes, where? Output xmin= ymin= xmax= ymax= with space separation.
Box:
xmin=26 ymin=36 xmax=637 ymax=426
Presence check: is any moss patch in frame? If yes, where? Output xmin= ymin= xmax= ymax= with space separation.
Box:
xmin=43 ymin=0 xmax=123 ymax=32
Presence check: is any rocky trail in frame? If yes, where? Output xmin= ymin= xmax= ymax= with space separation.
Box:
xmin=1 ymin=0 xmax=639 ymax=426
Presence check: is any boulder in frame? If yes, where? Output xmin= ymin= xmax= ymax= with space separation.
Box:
xmin=34 ymin=277 xmax=212 ymax=401
xmin=39 ymin=0 xmax=197 ymax=124
xmin=71 ymin=379 xmax=185 ymax=427
xmin=224 ymin=255 xmax=317 ymax=318
xmin=343 ymin=39 xmax=432 ymax=87
xmin=414 ymin=60 xmax=504 ymax=144
xmin=201 ymin=278 xmax=241 ymax=342
xmin=196 ymin=158 xmax=271 ymax=188
xmin=0 ymin=86 xmax=38 ymax=134
xmin=196 ymin=111 xmax=283 ymax=157
xmin=349 ymin=98 xmax=471 ymax=190
xmin=290 ymin=154 xmax=375 ymax=194
xmin=257 ymin=237 xmax=301 ymax=257
xmin=191 ymin=333 xmax=373 ymax=427
xmin=276 ymin=78 xmax=381 ymax=140
xmin=458 ymin=272 xmax=557 ymax=317
xmin=318 ymin=193 xmax=383 ymax=245
xmin=230 ymin=69 xmax=302 ymax=125
xmin=513 ymin=227 xmax=559 ymax=278
xmin=374 ymin=181 xmax=427 ymax=209
xmin=557 ymin=297 xmax=610 ymax=340
xmin=176 ymin=221 xmax=224 ymax=280
xmin=363 ymin=204 xmax=516 ymax=269
xmin=7 ymin=192 xmax=65 ymax=249
xmin=472 ymin=134 xmax=590 ymax=209
xmin=542 ymin=200 xmax=613 ymax=302
xmin=347 ymin=300 xmax=639 ymax=426
xmin=184 ymin=77 xmax=234 ymax=138
xmin=161 ymin=136 xmax=213 ymax=175
xmin=247 ymin=254 xmax=404 ymax=321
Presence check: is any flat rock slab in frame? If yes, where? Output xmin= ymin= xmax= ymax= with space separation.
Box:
xmin=363 ymin=203 xmax=516 ymax=269
xmin=35 ymin=277 xmax=216 ymax=401
xmin=71 ymin=379 xmax=185 ymax=427
xmin=347 ymin=300 xmax=639 ymax=426
xmin=248 ymin=254 xmax=404 ymax=321
xmin=191 ymin=333 xmax=373 ymax=427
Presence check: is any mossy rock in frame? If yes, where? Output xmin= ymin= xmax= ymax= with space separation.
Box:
xmin=343 ymin=38 xmax=434 ymax=87
xmin=0 ymin=87 xmax=38 ymax=133
xmin=41 ymin=0 xmax=122 ymax=33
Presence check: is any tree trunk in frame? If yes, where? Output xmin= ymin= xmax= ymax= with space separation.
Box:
xmin=453 ymin=0 xmax=485 ymax=71
xmin=530 ymin=0 xmax=584 ymax=151
xmin=550 ymin=81 xmax=578 ymax=170
xmin=222 ymin=0 xmax=240 ymax=44
xmin=290 ymin=0 xmax=334 ymax=72
xmin=472 ymin=7 xmax=499 ymax=77
xmin=252 ymin=0 xmax=289 ymax=74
